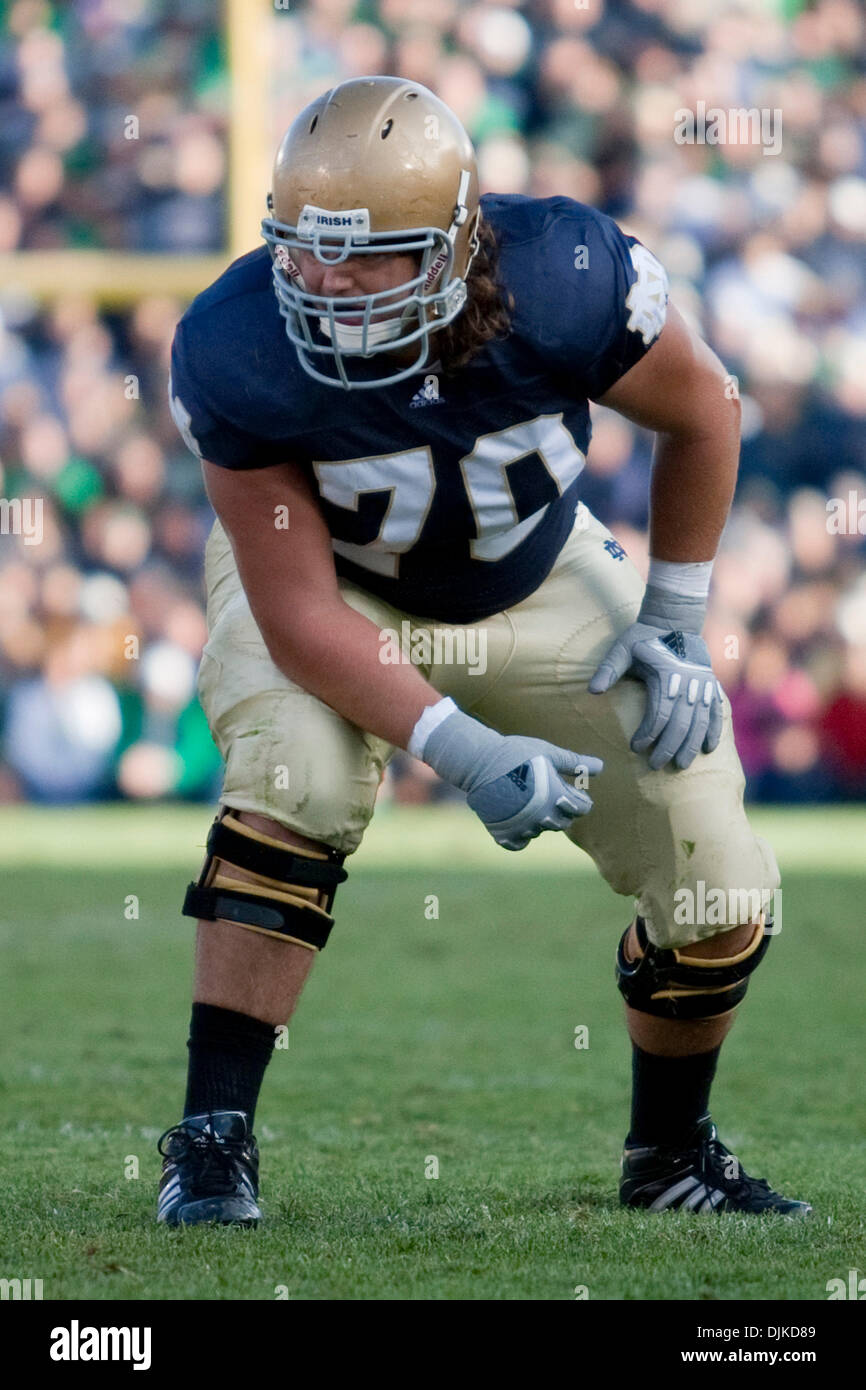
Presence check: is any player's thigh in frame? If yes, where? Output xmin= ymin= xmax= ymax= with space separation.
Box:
xmin=559 ymin=686 xmax=780 ymax=950
xmin=469 ymin=509 xmax=780 ymax=948
xmin=462 ymin=505 xmax=642 ymax=733
xmin=199 ymin=521 xmax=398 ymax=853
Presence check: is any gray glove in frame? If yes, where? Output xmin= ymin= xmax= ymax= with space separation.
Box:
xmin=420 ymin=707 xmax=603 ymax=851
xmin=588 ymin=583 xmax=723 ymax=771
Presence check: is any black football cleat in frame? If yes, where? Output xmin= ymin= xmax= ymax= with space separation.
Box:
xmin=156 ymin=1110 xmax=261 ymax=1227
xmin=620 ymin=1116 xmax=812 ymax=1218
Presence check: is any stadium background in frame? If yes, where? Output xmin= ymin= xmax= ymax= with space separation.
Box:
xmin=1 ymin=0 xmax=865 ymax=810
xmin=3 ymin=0 xmax=866 ymax=1312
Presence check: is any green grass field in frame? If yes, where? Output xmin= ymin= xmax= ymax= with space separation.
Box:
xmin=2 ymin=803 xmax=864 ymax=1301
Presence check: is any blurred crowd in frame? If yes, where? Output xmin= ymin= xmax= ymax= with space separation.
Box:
xmin=1 ymin=0 xmax=865 ymax=804
xmin=0 ymin=0 xmax=226 ymax=253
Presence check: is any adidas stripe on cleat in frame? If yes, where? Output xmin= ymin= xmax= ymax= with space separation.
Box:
xmin=156 ymin=1110 xmax=261 ymax=1228
xmin=620 ymin=1116 xmax=812 ymax=1218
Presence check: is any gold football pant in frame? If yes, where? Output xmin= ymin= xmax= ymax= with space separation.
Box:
xmin=197 ymin=504 xmax=779 ymax=949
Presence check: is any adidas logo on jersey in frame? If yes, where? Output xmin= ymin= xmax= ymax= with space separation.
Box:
xmin=410 ymin=376 xmax=445 ymax=408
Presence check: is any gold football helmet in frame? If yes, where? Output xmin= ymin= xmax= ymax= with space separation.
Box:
xmin=261 ymin=76 xmax=481 ymax=389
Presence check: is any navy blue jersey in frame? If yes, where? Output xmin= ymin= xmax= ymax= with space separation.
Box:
xmin=169 ymin=195 xmax=668 ymax=623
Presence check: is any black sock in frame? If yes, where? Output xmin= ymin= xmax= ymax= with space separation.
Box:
xmin=627 ymin=1043 xmax=721 ymax=1148
xmin=183 ymin=1003 xmax=277 ymax=1128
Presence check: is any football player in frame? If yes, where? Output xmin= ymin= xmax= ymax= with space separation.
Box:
xmin=158 ymin=77 xmax=810 ymax=1226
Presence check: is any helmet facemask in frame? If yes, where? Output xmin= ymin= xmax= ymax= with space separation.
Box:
xmin=262 ymin=180 xmax=479 ymax=390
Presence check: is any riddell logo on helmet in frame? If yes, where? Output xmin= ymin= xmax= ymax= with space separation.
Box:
xmin=274 ymin=245 xmax=303 ymax=281
xmin=424 ymin=249 xmax=449 ymax=290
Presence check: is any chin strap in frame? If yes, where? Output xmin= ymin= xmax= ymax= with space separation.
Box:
xmin=319 ymin=315 xmax=405 ymax=351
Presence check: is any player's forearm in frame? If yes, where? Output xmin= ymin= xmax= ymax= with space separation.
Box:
xmin=257 ymin=599 xmax=438 ymax=750
xmin=647 ymin=405 xmax=740 ymax=563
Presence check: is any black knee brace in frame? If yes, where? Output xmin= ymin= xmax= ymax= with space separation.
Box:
xmin=615 ymin=915 xmax=772 ymax=1020
xmin=183 ymin=811 xmax=347 ymax=951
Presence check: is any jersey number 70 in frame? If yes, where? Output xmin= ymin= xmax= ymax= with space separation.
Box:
xmin=312 ymin=413 xmax=586 ymax=577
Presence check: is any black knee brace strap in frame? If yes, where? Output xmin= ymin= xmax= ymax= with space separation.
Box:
xmin=183 ymin=812 xmax=347 ymax=951
xmin=615 ymin=915 xmax=772 ymax=1020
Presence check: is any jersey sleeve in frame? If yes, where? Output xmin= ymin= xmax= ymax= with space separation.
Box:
xmin=168 ymin=319 xmax=283 ymax=470
xmin=516 ymin=200 xmax=669 ymax=399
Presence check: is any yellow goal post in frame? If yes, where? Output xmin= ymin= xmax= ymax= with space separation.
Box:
xmin=0 ymin=0 xmax=272 ymax=306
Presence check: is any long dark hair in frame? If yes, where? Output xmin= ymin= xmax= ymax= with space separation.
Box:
xmin=436 ymin=215 xmax=513 ymax=374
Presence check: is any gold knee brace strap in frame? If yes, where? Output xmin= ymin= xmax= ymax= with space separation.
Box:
xmin=615 ymin=915 xmax=772 ymax=1020
xmin=183 ymin=812 xmax=347 ymax=951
